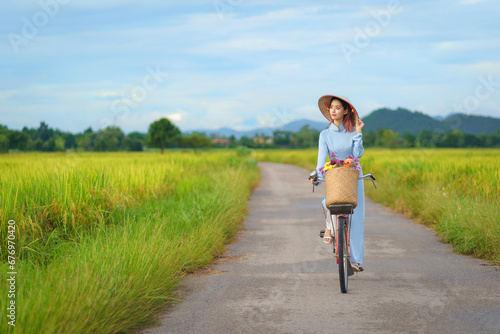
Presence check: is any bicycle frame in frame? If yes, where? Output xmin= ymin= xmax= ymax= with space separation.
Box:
xmin=327 ymin=204 xmax=355 ymax=293
xmin=311 ymin=171 xmax=377 ymax=293
xmin=332 ymin=213 xmax=351 ymax=265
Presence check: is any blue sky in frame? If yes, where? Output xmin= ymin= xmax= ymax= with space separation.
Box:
xmin=1 ymin=0 xmax=499 ymax=134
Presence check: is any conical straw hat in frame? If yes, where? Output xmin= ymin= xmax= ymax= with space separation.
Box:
xmin=318 ymin=95 xmax=359 ymax=122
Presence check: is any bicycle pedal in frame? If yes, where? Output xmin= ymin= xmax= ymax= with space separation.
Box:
xmin=319 ymin=230 xmax=325 ymax=238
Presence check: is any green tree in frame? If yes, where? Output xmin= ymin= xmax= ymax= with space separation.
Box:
xmin=0 ymin=134 xmax=9 ymax=153
xmin=8 ymin=131 xmax=31 ymax=151
xmin=375 ymin=129 xmax=402 ymax=148
xmin=363 ymin=131 xmax=376 ymax=147
xmin=416 ymin=130 xmax=437 ymax=148
xmin=478 ymin=134 xmax=499 ymax=147
xmin=61 ymin=132 xmax=76 ymax=150
xmin=94 ymin=126 xmax=124 ymax=151
xmin=77 ymin=135 xmax=92 ymax=151
xmin=293 ymin=125 xmax=319 ymax=147
xmin=54 ymin=136 xmax=66 ymax=152
xmin=22 ymin=126 xmax=37 ymax=140
xmin=123 ymin=132 xmax=146 ymax=151
xmin=33 ymin=138 xmax=43 ymax=151
xmin=273 ymin=130 xmax=292 ymax=146
xmin=147 ymin=118 xmax=181 ymax=153
xmin=438 ymin=130 xmax=465 ymax=148
xmin=42 ymin=137 xmax=55 ymax=151
xmin=238 ymin=136 xmax=254 ymax=148
xmin=178 ymin=132 xmax=211 ymax=149
xmin=37 ymin=121 xmax=53 ymax=141
xmin=402 ymin=132 xmax=416 ymax=148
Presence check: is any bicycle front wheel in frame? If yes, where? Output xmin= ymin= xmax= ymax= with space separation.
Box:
xmin=338 ymin=216 xmax=349 ymax=293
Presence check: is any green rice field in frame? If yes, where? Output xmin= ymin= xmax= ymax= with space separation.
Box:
xmin=0 ymin=151 xmax=260 ymax=334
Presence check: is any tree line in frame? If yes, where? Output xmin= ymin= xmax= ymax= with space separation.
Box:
xmin=362 ymin=128 xmax=500 ymax=148
xmin=232 ymin=126 xmax=500 ymax=149
xmin=1 ymin=120 xmax=499 ymax=153
xmin=0 ymin=118 xmax=209 ymax=153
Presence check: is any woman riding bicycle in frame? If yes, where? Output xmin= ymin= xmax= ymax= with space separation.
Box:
xmin=311 ymin=94 xmax=366 ymax=272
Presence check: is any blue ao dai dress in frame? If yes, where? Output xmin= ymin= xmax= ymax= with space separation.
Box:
xmin=315 ymin=122 xmax=365 ymax=264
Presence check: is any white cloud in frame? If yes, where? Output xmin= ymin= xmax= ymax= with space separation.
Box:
xmin=97 ymin=90 xmax=121 ymax=97
xmin=460 ymin=0 xmax=486 ymax=4
xmin=164 ymin=112 xmax=183 ymax=123
xmin=111 ymin=110 xmax=187 ymax=133
xmin=449 ymin=61 xmax=500 ymax=75
xmin=434 ymin=38 xmax=500 ymax=52
xmin=63 ymin=0 xmax=208 ymax=9
xmin=243 ymin=6 xmax=324 ymax=22
xmin=0 ymin=90 xmax=17 ymax=101
xmin=208 ymin=37 xmax=293 ymax=51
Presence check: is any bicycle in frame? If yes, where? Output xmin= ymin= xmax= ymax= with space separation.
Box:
xmin=309 ymin=171 xmax=377 ymax=293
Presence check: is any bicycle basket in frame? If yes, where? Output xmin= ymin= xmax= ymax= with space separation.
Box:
xmin=325 ymin=167 xmax=359 ymax=208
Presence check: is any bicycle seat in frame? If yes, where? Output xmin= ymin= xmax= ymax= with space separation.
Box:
xmin=328 ymin=204 xmax=354 ymax=215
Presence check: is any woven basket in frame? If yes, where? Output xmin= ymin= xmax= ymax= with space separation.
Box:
xmin=325 ymin=167 xmax=359 ymax=208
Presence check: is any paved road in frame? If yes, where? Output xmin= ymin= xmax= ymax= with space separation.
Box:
xmin=142 ymin=162 xmax=500 ymax=334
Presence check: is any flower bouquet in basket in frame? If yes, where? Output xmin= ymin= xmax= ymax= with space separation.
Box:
xmin=320 ymin=153 xmax=360 ymax=208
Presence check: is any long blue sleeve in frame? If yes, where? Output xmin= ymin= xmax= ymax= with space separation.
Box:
xmin=316 ymin=131 xmax=329 ymax=177
xmin=352 ymin=133 xmax=364 ymax=158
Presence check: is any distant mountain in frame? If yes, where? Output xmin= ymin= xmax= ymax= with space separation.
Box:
xmin=190 ymin=109 xmax=499 ymax=138
xmin=204 ymin=127 xmax=249 ymax=138
xmin=363 ymin=108 xmax=445 ymax=135
xmin=443 ymin=113 xmax=500 ymax=135
xmin=363 ymin=108 xmax=500 ymax=135
xmin=191 ymin=127 xmax=273 ymax=139
xmin=190 ymin=118 xmax=329 ymax=139
xmin=279 ymin=119 xmax=327 ymax=132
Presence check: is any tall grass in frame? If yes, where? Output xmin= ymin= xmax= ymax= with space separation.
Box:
xmin=0 ymin=152 xmax=242 ymax=264
xmin=255 ymin=148 xmax=500 ymax=264
xmin=0 ymin=151 xmax=260 ymax=333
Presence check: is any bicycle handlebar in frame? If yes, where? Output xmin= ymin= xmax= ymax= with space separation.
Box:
xmin=308 ymin=171 xmax=377 ymax=191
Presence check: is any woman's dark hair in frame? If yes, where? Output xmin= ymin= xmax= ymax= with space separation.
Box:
xmin=328 ymin=98 xmax=355 ymax=132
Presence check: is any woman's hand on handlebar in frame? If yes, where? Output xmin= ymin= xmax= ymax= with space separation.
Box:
xmin=310 ymin=178 xmax=321 ymax=186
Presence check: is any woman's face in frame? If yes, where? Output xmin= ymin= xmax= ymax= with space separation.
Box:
xmin=329 ymin=99 xmax=347 ymax=123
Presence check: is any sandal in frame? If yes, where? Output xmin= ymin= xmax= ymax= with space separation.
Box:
xmin=351 ymin=263 xmax=364 ymax=272
xmin=323 ymin=235 xmax=333 ymax=244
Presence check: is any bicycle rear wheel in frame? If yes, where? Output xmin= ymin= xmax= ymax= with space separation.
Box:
xmin=338 ymin=216 xmax=349 ymax=293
